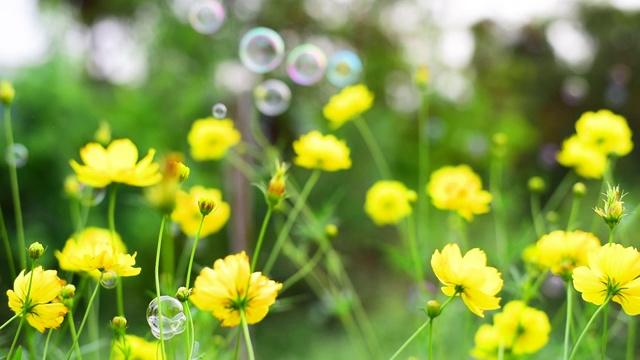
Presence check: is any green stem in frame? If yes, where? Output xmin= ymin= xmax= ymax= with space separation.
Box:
xmin=67 ymin=311 xmax=83 ymax=360
xmin=263 ymin=169 xmax=321 ymax=274
xmin=490 ymin=144 xmax=507 ymax=265
xmin=154 ymin=214 xmax=168 ymax=360
xmin=8 ymin=314 xmax=26 ymax=359
xmin=564 ymin=283 xmax=573 ymax=360
xmin=455 ymin=214 xmax=469 ymax=251
xmin=4 ymin=107 xmax=26 ymax=269
xmin=67 ymin=281 xmax=101 ymax=360
xmin=417 ymin=88 xmax=430 ymax=257
xmin=240 ymin=310 xmax=255 ymax=360
xmin=353 ymin=116 xmax=391 ymax=179
xmin=280 ymin=244 xmax=326 ymax=292
xmin=626 ymin=316 xmax=635 ymax=360
xmin=42 ymin=328 xmax=53 ymax=360
xmin=405 ymin=214 xmax=424 ymax=287
xmin=185 ymin=302 xmax=195 ymax=360
xmin=389 ymin=318 xmax=431 ymax=360
xmin=233 ymin=327 xmax=241 ymax=360
xmin=601 ymin=303 xmax=609 ymax=360
xmin=569 ymin=296 xmax=611 ymax=360
xmin=185 ymin=215 xmax=206 ymax=289
xmin=0 ymin=205 xmax=17 ymax=279
xmin=251 ymin=207 xmax=273 ymax=272
xmin=566 ymin=194 xmax=581 ymax=231
xmin=608 ymin=227 xmax=614 ymax=246
xmin=162 ymin=214 xmax=175 ymax=289
xmin=0 ymin=313 xmax=19 ymax=331
xmin=498 ymin=340 xmax=505 ymax=360
xmin=107 ymin=185 xmax=124 ymax=316
xmin=531 ymin=193 xmax=546 ymax=238
xmin=428 ymin=319 xmax=434 ymax=360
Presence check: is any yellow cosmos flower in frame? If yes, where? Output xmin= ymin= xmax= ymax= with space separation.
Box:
xmin=427 ymin=165 xmax=492 ymax=221
xmin=536 ymin=230 xmax=601 ymax=280
xmin=112 ymin=335 xmax=159 ymax=360
xmin=323 ymin=84 xmax=374 ymax=129
xmin=188 ymin=117 xmax=241 ymax=161
xmin=171 ymin=186 xmax=230 ymax=237
xmin=7 ymin=267 xmax=69 ymax=332
xmin=575 ymin=109 xmax=633 ymax=156
xmin=431 ymin=243 xmax=503 ymax=317
xmin=573 ymin=243 xmax=640 ymax=315
xmin=471 ymin=301 xmax=550 ymax=359
xmin=55 ymin=227 xmax=141 ymax=278
xmin=190 ymin=251 xmax=282 ymax=327
xmin=69 ymin=138 xmax=162 ymax=188
xmin=556 ymin=135 xmax=608 ymax=179
xmin=364 ymin=181 xmax=417 ymax=226
xmin=293 ymin=131 xmax=352 ymax=171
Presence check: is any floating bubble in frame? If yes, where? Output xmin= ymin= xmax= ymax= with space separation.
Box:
xmin=146 ymin=295 xmax=187 ymax=340
xmin=253 ymin=79 xmax=291 ymax=116
xmin=189 ymin=0 xmax=225 ymax=35
xmin=79 ymin=185 xmax=106 ymax=207
xmin=211 ymin=103 xmax=227 ymax=119
xmin=239 ymin=27 xmax=285 ymax=74
xmin=286 ymin=44 xmax=327 ymax=86
xmin=326 ymin=50 xmax=362 ymax=87
xmin=100 ymin=270 xmax=118 ymax=289
xmin=5 ymin=143 xmax=29 ymax=168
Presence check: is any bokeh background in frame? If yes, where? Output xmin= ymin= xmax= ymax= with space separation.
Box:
xmin=2 ymin=0 xmax=640 ymax=358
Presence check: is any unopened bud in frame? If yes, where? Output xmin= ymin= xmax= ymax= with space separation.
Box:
xmin=111 ymin=316 xmax=128 ymax=334
xmin=198 ymin=197 xmax=217 ymax=216
xmin=266 ymin=162 xmax=289 ymax=208
xmin=0 ymin=81 xmax=15 ymax=106
xmin=527 ymin=177 xmax=546 ymax=194
xmin=325 ymin=224 xmax=338 ymax=238
xmin=413 ymin=65 xmax=430 ymax=89
xmin=176 ymin=286 xmax=191 ymax=302
xmin=594 ymin=183 xmax=627 ymax=230
xmin=60 ymin=284 xmax=76 ymax=299
xmin=28 ymin=242 xmax=45 ymax=260
xmin=426 ymin=300 xmax=441 ymax=319
xmin=573 ymin=182 xmax=586 ymax=198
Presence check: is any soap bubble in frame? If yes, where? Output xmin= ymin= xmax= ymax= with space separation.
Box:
xmin=146 ymin=296 xmax=187 ymax=340
xmin=189 ymin=0 xmax=225 ymax=35
xmin=100 ymin=270 xmax=118 ymax=289
xmin=286 ymin=44 xmax=327 ymax=86
xmin=212 ymin=103 xmax=227 ymax=119
xmin=5 ymin=143 xmax=29 ymax=168
xmin=239 ymin=27 xmax=285 ymax=74
xmin=79 ymin=185 xmax=106 ymax=207
xmin=326 ymin=50 xmax=362 ymax=87
xmin=253 ymin=79 xmax=291 ymax=116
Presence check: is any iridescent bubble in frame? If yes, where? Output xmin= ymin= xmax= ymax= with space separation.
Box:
xmin=100 ymin=270 xmax=118 ymax=289
xmin=286 ymin=44 xmax=327 ymax=86
xmin=239 ymin=27 xmax=285 ymax=74
xmin=326 ymin=50 xmax=362 ymax=87
xmin=5 ymin=143 xmax=29 ymax=168
xmin=146 ymin=296 xmax=187 ymax=340
xmin=253 ymin=79 xmax=291 ymax=116
xmin=189 ymin=0 xmax=225 ymax=35
xmin=212 ymin=103 xmax=227 ymax=119
xmin=79 ymin=185 xmax=106 ymax=207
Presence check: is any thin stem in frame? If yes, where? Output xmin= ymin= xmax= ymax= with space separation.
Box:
xmin=601 ymin=304 xmax=609 ymax=360
xmin=185 ymin=215 xmax=206 ymax=289
xmin=608 ymin=227 xmax=614 ymax=246
xmin=240 ymin=311 xmax=255 ymax=360
xmin=0 ymin=313 xmax=19 ymax=331
xmin=281 ymin=245 xmax=326 ymax=292
xmin=107 ymin=185 xmax=124 ymax=316
xmin=530 ymin=193 xmax=546 ymax=238
xmin=233 ymin=326 xmax=241 ymax=360
xmin=428 ymin=319 xmax=434 ymax=360
xmin=417 ymin=88 xmax=430 ymax=259
xmin=67 ymin=311 xmax=83 ymax=360
xmin=490 ymin=144 xmax=507 ymax=265
xmin=185 ymin=302 xmax=195 ymax=360
xmin=389 ymin=318 xmax=431 ymax=360
xmin=8 ymin=314 xmax=26 ymax=359
xmin=0 ymin=205 xmax=17 ymax=279
xmin=4 ymin=107 xmax=26 ymax=269
xmin=626 ymin=316 xmax=635 ymax=360
xmin=67 ymin=281 xmax=101 ymax=360
xmin=498 ymin=340 xmax=505 ymax=360
xmin=566 ymin=194 xmax=581 ymax=231
xmin=563 ymin=283 xmax=573 ymax=360
xmin=154 ymin=214 xmax=168 ymax=360
xmin=405 ymin=214 xmax=424 ymax=288
xmin=251 ymin=207 xmax=272 ymax=272
xmin=569 ymin=296 xmax=611 ymax=360
xmin=455 ymin=214 xmax=469 ymax=251
xmin=264 ymin=169 xmax=321 ymax=274
xmin=353 ymin=116 xmax=391 ymax=179
xmin=42 ymin=328 xmax=53 ymax=360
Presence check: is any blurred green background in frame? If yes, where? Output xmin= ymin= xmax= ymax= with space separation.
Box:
xmin=2 ymin=0 xmax=640 ymax=358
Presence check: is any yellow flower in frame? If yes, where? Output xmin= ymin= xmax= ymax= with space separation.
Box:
xmin=364 ymin=181 xmax=417 ymax=225
xmin=190 ymin=251 xmax=282 ymax=327
xmin=471 ymin=301 xmax=550 ymax=359
xmin=6 ymin=267 xmax=69 ymax=332
xmin=69 ymin=138 xmax=162 ymax=188
xmin=171 ymin=186 xmax=230 ymax=237
xmin=431 ymin=243 xmax=503 ymax=317
xmin=573 ymin=243 xmax=640 ymax=315
xmin=55 ymin=227 xmax=141 ymax=278
xmin=556 ymin=135 xmax=608 ymax=179
xmin=188 ymin=117 xmax=241 ymax=161
xmin=323 ymin=84 xmax=374 ymax=129
xmin=111 ymin=335 xmax=159 ymax=360
xmin=575 ymin=109 xmax=633 ymax=156
xmin=426 ymin=165 xmax=492 ymax=221
xmin=536 ymin=230 xmax=601 ymax=280
xmin=293 ymin=131 xmax=352 ymax=171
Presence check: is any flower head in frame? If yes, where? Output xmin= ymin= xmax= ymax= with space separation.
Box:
xmin=573 ymin=243 xmax=640 ymax=315
xmin=427 ymin=165 xmax=492 ymax=221
xmin=431 ymin=243 xmax=503 ymax=317
xmin=171 ymin=186 xmax=230 ymax=237
xmin=55 ymin=227 xmax=141 ymax=278
xmin=575 ymin=109 xmax=633 ymax=156
xmin=594 ymin=183 xmax=627 ymax=230
xmin=471 ymin=301 xmax=550 ymax=359
xmin=536 ymin=230 xmax=601 ymax=280
xmin=7 ymin=267 xmax=69 ymax=332
xmin=323 ymin=84 xmax=374 ymax=129
xmin=364 ymin=181 xmax=417 ymax=226
xmin=188 ymin=117 xmax=241 ymax=161
xmin=69 ymin=138 xmax=162 ymax=188
xmin=190 ymin=251 xmax=282 ymax=327
xmin=293 ymin=131 xmax=352 ymax=171
xmin=557 ymin=135 xmax=608 ymax=179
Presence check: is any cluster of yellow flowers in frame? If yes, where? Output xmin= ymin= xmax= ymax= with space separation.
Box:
xmin=557 ymin=109 xmax=633 ymax=178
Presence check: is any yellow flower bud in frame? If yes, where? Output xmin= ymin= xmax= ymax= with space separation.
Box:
xmin=325 ymin=224 xmax=338 ymax=238
xmin=0 ymin=81 xmax=16 ymax=106
xmin=573 ymin=182 xmax=587 ymax=198
xmin=594 ymin=183 xmax=626 ymax=230
xmin=111 ymin=316 xmax=128 ymax=335
xmin=413 ymin=65 xmax=430 ymax=89
xmin=60 ymin=284 xmax=76 ymax=299
xmin=198 ymin=197 xmax=217 ymax=216
xmin=28 ymin=242 xmax=45 ymax=260
xmin=176 ymin=286 xmax=191 ymax=302
xmin=266 ymin=161 xmax=288 ymax=208
xmin=426 ymin=300 xmax=441 ymax=319
xmin=527 ymin=177 xmax=546 ymax=194
xmin=94 ymin=121 xmax=111 ymax=146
